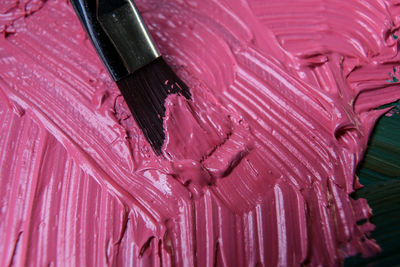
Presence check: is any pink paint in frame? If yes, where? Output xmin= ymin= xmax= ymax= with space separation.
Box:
xmin=0 ymin=0 xmax=399 ymax=265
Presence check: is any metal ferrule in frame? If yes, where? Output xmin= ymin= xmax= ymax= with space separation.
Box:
xmin=70 ymin=0 xmax=160 ymax=81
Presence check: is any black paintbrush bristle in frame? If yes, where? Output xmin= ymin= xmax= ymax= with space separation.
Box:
xmin=116 ymin=57 xmax=191 ymax=155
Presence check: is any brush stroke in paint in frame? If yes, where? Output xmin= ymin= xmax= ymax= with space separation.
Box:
xmin=0 ymin=0 xmax=399 ymax=265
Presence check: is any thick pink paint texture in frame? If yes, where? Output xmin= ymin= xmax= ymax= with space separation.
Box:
xmin=0 ymin=0 xmax=400 ymax=266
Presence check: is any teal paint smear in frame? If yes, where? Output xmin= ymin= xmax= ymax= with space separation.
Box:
xmin=386 ymin=76 xmax=399 ymax=83
xmin=345 ymin=101 xmax=400 ymax=266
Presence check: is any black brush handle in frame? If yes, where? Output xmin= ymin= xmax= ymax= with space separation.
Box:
xmin=70 ymin=0 xmax=160 ymax=81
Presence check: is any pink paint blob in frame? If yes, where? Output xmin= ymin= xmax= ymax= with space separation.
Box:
xmin=0 ymin=0 xmax=399 ymax=266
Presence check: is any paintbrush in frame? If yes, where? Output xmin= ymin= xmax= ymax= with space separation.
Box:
xmin=70 ymin=0 xmax=191 ymax=154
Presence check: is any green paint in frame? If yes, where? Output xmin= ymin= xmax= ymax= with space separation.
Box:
xmin=345 ymin=181 xmax=400 ymax=266
xmin=393 ymin=34 xmax=398 ymax=40
xmin=387 ymin=76 xmax=399 ymax=83
xmin=345 ymin=101 xmax=400 ymax=266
